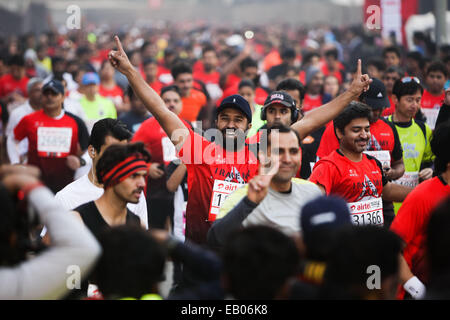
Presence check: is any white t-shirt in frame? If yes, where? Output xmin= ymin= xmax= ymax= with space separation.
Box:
xmin=55 ymin=174 xmax=148 ymax=229
xmin=5 ymin=100 xmax=34 ymax=164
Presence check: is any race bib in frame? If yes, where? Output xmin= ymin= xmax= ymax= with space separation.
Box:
xmin=364 ymin=150 xmax=391 ymax=169
xmin=348 ymin=198 xmax=384 ymax=226
xmin=161 ymin=137 xmax=177 ymax=162
xmin=393 ymin=171 xmax=419 ymax=188
xmin=422 ymin=108 xmax=440 ymax=130
xmin=208 ymin=180 xmax=243 ymax=221
xmin=37 ymin=127 xmax=72 ymax=157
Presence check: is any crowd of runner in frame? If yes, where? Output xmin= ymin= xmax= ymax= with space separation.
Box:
xmin=1 ymin=22 xmax=450 ymax=300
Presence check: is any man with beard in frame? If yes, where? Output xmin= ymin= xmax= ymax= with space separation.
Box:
xmin=108 ymin=35 xmax=371 ymax=246
xmin=207 ymin=125 xmax=323 ymax=248
xmin=309 ymin=102 xmax=411 ymax=227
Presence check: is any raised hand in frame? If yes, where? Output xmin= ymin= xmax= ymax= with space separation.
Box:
xmin=247 ymin=151 xmax=279 ymax=204
xmin=348 ymin=59 xmax=372 ymax=98
xmin=108 ymin=35 xmax=134 ymax=75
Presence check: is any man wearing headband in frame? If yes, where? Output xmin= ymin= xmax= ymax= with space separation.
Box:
xmin=71 ymin=142 xmax=150 ymax=239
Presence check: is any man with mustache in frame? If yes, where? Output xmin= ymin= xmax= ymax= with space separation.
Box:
xmin=71 ymin=142 xmax=149 ymax=237
xmin=309 ymin=102 xmax=411 ymax=227
xmin=108 ymin=35 xmax=371 ymax=246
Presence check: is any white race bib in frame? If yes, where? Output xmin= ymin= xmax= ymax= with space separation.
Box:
xmin=348 ymin=198 xmax=384 ymax=226
xmin=208 ymin=180 xmax=243 ymax=221
xmin=37 ymin=127 xmax=72 ymax=156
xmin=393 ymin=171 xmax=419 ymax=188
xmin=422 ymin=108 xmax=440 ymax=130
xmin=161 ymin=136 xmax=178 ymax=162
xmin=364 ymin=150 xmax=391 ymax=169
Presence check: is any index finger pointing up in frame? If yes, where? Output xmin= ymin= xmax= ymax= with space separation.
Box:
xmin=114 ymin=35 xmax=125 ymax=53
xmin=356 ymin=59 xmax=362 ymax=77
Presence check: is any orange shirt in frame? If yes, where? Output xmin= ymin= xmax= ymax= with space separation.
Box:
xmin=179 ymin=88 xmax=207 ymax=122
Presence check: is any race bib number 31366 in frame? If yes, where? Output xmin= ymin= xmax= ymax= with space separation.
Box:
xmin=348 ymin=198 xmax=384 ymax=227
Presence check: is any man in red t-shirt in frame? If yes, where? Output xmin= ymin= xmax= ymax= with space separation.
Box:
xmin=171 ymin=63 xmax=207 ymax=124
xmin=0 ymin=55 xmax=29 ymax=105
xmin=13 ymin=79 xmax=81 ymax=193
xmin=303 ymin=66 xmax=324 ymax=113
xmin=310 ymin=102 xmax=411 ymax=221
xmin=421 ymin=61 xmax=447 ymax=129
xmin=390 ymin=121 xmax=450 ymax=299
xmin=143 ymin=58 xmax=164 ymax=94
xmin=382 ymin=66 xmax=404 ymax=116
xmin=109 ymin=36 xmax=371 ymax=246
xmin=316 ymin=79 xmax=405 ymax=226
xmin=193 ymin=45 xmax=222 ymax=101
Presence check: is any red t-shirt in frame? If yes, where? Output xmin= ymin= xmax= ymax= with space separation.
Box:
xmin=132 ymin=116 xmax=191 ymax=199
xmin=147 ymin=81 xmax=164 ymax=94
xmin=0 ymin=74 xmax=29 ymax=98
xmin=178 ymin=130 xmax=259 ymax=245
xmin=14 ymin=110 xmax=79 ymax=193
xmin=316 ymin=119 xmax=403 ymax=163
xmin=98 ymin=85 xmax=123 ymax=100
xmin=309 ymin=150 xmax=387 ymax=202
xmin=390 ymin=176 xmax=450 ymax=279
xmin=179 ymin=89 xmax=207 ymax=123
xmin=421 ymin=90 xmax=444 ymax=109
xmin=302 ymin=93 xmax=323 ymax=112
xmin=382 ymin=95 xmax=396 ymax=117
xmin=194 ymin=70 xmax=220 ymax=85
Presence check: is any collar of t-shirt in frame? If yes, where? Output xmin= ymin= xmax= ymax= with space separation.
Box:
xmin=438 ymin=175 xmax=448 ymax=186
xmin=47 ymin=110 xmax=65 ymax=120
xmin=389 ymin=116 xmax=413 ymax=128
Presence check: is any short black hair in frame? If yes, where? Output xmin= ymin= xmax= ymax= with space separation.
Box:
xmin=406 ymin=51 xmax=425 ymax=69
xmin=324 ymin=48 xmax=339 ymax=60
xmin=160 ymin=85 xmax=181 ymax=97
xmin=383 ymin=46 xmax=401 ymax=59
xmin=431 ymin=120 xmax=450 ymax=174
xmin=222 ymin=226 xmax=300 ymax=299
xmin=366 ymin=58 xmax=386 ymax=72
xmin=240 ymin=57 xmax=257 ymax=72
xmin=96 ymin=225 xmax=166 ymax=299
xmin=8 ymin=55 xmax=25 ymax=67
xmin=171 ymin=62 xmax=192 ymax=80
xmin=426 ymin=61 xmax=448 ymax=78
xmin=238 ymin=79 xmax=255 ymax=91
xmin=142 ymin=57 xmax=157 ymax=67
xmin=202 ymin=45 xmax=216 ymax=56
xmin=333 ymin=101 xmax=371 ymax=135
xmin=281 ymin=47 xmax=296 ymax=60
xmin=320 ymin=226 xmax=402 ymax=299
xmin=276 ymin=78 xmax=306 ymax=101
xmin=384 ymin=66 xmax=404 ymax=78
xmin=96 ymin=142 xmax=151 ymax=185
xmin=89 ymin=118 xmax=132 ymax=153
xmin=392 ymin=78 xmax=424 ymax=100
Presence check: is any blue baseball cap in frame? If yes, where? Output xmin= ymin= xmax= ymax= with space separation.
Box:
xmin=300 ymin=195 xmax=351 ymax=243
xmin=42 ymin=79 xmax=64 ymax=95
xmin=216 ymin=94 xmax=252 ymax=122
xmin=82 ymin=72 xmax=100 ymax=85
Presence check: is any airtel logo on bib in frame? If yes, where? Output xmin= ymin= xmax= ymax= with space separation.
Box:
xmin=352 ymin=202 xmax=371 ymax=211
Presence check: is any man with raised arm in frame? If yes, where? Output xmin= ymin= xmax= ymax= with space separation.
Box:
xmin=108 ymin=36 xmax=371 ymax=245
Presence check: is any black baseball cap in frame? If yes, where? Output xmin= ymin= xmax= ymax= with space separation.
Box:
xmin=360 ymin=78 xmax=389 ymax=110
xmin=263 ymin=91 xmax=296 ymax=109
xmin=216 ymin=94 xmax=252 ymax=122
xmin=42 ymin=79 xmax=64 ymax=95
